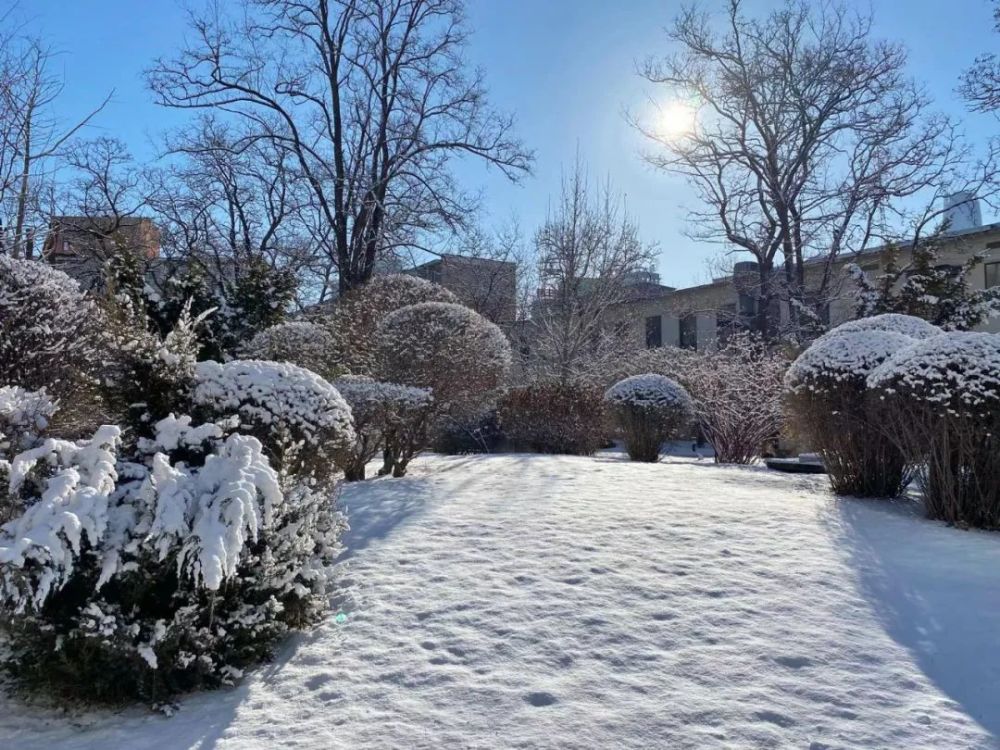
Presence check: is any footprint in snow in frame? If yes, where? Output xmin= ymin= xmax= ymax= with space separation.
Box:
xmin=304 ymin=674 xmax=334 ymax=691
xmin=755 ymin=710 xmax=796 ymax=728
xmin=524 ymin=691 xmax=558 ymax=707
xmin=773 ymin=655 xmax=812 ymax=669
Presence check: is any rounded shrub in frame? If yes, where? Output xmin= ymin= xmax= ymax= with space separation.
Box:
xmin=333 ymin=376 xmax=434 ymax=480
xmin=499 ymin=381 xmax=608 ymax=455
xmin=243 ymin=321 xmax=342 ymax=379
xmin=0 ymin=256 xmax=107 ymax=433
xmin=0 ymin=400 xmax=349 ymax=704
xmin=819 ymin=313 xmax=942 ymax=341
xmin=375 ymin=301 xmax=511 ymax=424
xmin=784 ymin=328 xmax=914 ymax=497
xmin=868 ymin=332 xmax=1000 ymax=528
xmin=321 ymin=274 xmax=459 ymax=377
xmin=605 ymin=374 xmax=693 ymax=462
xmin=192 ymin=359 xmax=355 ymax=481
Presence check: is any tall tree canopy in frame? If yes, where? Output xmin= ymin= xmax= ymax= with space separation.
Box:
xmin=149 ymin=0 xmax=532 ymax=295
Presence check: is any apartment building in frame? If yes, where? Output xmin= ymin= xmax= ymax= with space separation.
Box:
xmin=606 ymin=217 xmax=1000 ymax=353
xmin=406 ymin=253 xmax=518 ymax=323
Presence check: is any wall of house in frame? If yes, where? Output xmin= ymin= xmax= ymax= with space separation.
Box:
xmin=611 ymin=226 xmax=1000 ymax=348
xmin=410 ymin=257 xmax=518 ymax=323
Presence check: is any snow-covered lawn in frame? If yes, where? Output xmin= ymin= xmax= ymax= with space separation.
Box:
xmin=3 ymin=452 xmax=1000 ymax=749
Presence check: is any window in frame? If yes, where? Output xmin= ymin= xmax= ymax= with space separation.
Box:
xmin=645 ymin=315 xmax=662 ymax=348
xmin=934 ymin=264 xmax=962 ymax=278
xmin=679 ymin=315 xmax=698 ymax=350
xmin=987 ymin=261 xmax=1000 ymax=289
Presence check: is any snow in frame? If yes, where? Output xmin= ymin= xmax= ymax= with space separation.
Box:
xmin=2 ymin=452 xmax=1000 ymax=748
xmin=825 ymin=313 xmax=942 ymax=340
xmin=605 ymin=373 xmax=692 ymax=409
xmin=0 ymin=426 xmax=121 ymax=609
xmin=785 ymin=329 xmax=915 ymax=393
xmin=0 ymin=386 xmax=56 ymax=456
xmin=868 ymin=331 xmax=1000 ymax=410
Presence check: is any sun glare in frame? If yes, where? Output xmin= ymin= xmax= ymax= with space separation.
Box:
xmin=657 ymin=99 xmax=698 ymax=140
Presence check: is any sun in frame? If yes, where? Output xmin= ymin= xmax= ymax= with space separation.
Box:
xmin=656 ymin=99 xmax=698 ymax=140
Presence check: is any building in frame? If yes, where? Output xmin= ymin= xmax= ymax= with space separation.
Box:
xmin=42 ymin=216 xmax=161 ymax=290
xmin=406 ymin=254 xmax=518 ymax=323
xmin=605 ymin=215 xmax=1000 ymax=352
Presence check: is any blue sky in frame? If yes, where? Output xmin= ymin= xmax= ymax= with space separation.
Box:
xmin=22 ymin=0 xmax=1000 ymax=287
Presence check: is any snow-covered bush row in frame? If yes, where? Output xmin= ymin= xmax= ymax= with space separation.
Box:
xmin=333 ymin=377 xmax=433 ymax=480
xmin=0 ymin=401 xmax=346 ymax=703
xmin=785 ymin=325 xmax=916 ymax=498
xmin=605 ymin=374 xmax=693 ymax=462
xmin=0 ymin=256 xmax=107 ymax=428
xmin=243 ymin=321 xmax=341 ymax=380
xmin=821 ymin=313 xmax=942 ymax=341
xmin=376 ymin=301 xmax=511 ymax=424
xmin=192 ymin=359 xmax=355 ymax=480
xmin=868 ymin=332 xmax=1000 ymax=528
xmin=319 ymin=274 xmax=459 ymax=377
xmin=499 ymin=381 xmax=608 ymax=456
xmin=432 ymin=409 xmax=505 ymax=455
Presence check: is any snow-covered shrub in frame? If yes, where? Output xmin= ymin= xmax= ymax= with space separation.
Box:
xmin=432 ymin=409 xmax=504 ymax=455
xmin=0 ymin=408 xmax=345 ymax=703
xmin=785 ymin=328 xmax=915 ymax=497
xmin=605 ymin=374 xmax=693 ymax=462
xmin=499 ymin=381 xmax=608 ymax=455
xmin=333 ymin=377 xmax=432 ymax=480
xmin=372 ymin=384 xmax=435 ymax=478
xmin=868 ymin=332 xmax=1000 ymax=528
xmin=101 ymin=300 xmax=204 ymax=444
xmin=243 ymin=321 xmax=342 ymax=380
xmin=625 ymin=337 xmax=788 ymax=464
xmin=819 ymin=313 xmax=942 ymax=341
xmin=320 ymin=274 xmax=459 ymax=377
xmin=0 ymin=256 xmax=107 ymax=431
xmin=0 ymin=387 xmax=56 ymax=459
xmin=0 ymin=387 xmax=58 ymax=524
xmin=376 ymin=302 xmax=511 ymax=424
xmin=191 ymin=360 xmax=355 ymax=481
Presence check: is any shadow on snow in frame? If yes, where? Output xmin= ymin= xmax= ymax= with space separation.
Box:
xmin=828 ymin=497 xmax=1000 ymax=740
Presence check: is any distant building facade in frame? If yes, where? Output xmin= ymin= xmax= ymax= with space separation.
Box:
xmin=604 ymin=219 xmax=1000 ymax=353
xmin=42 ymin=216 xmax=161 ymax=290
xmin=406 ymin=254 xmax=518 ymax=323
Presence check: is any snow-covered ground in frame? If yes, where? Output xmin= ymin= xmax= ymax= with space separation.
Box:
xmin=3 ymin=452 xmax=1000 ymax=749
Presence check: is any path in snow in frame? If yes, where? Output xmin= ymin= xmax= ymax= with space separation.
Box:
xmin=2 ymin=453 xmax=1000 ymax=749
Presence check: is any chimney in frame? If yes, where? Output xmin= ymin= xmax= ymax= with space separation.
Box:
xmin=943 ymin=192 xmax=982 ymax=233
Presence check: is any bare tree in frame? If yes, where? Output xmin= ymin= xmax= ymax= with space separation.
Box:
xmin=0 ymin=39 xmax=109 ymax=257
xmin=636 ymin=0 xmax=995 ymax=340
xmin=119 ymin=115 xmax=323 ymax=314
xmin=960 ymin=0 xmax=1000 ymax=114
xmin=526 ymin=160 xmax=657 ymax=383
xmin=148 ymin=0 xmax=532 ymax=295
